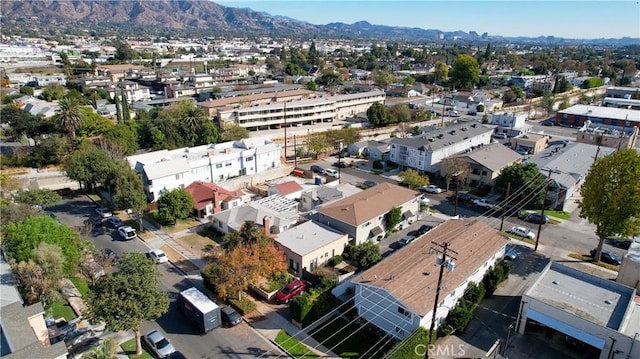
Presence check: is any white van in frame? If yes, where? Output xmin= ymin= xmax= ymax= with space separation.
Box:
xmin=323 ymin=168 xmax=339 ymax=178
xmin=493 ymin=132 xmax=507 ymax=139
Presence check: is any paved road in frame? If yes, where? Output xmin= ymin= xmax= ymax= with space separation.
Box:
xmin=49 ymin=196 xmax=280 ymax=359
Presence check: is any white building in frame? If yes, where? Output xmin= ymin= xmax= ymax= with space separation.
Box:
xmin=388 ymin=122 xmax=493 ymax=173
xmin=126 ymin=139 xmax=281 ymax=202
xmin=519 ymin=262 xmax=640 ymax=359
xmin=351 ymin=219 xmax=509 ymax=339
xmin=491 ymin=112 xmax=529 ymax=137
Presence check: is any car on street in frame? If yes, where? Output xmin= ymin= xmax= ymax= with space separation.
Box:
xmin=221 ymin=306 xmax=243 ymax=327
xmin=363 ymin=180 xmax=377 ymax=188
xmin=95 ymin=207 xmax=113 ymax=218
xmin=473 ymin=198 xmax=496 ymax=209
xmin=322 ymin=168 xmax=339 ymax=178
xmin=507 ymin=226 xmax=535 ymax=239
xmin=524 ymin=213 xmax=548 ymax=224
xmin=147 ymin=249 xmax=169 ymax=264
xmin=590 ymin=249 xmax=622 ymax=265
xmin=504 ymin=247 xmax=518 ymax=260
xmin=143 ymin=329 xmax=175 ymax=358
xmin=117 ymin=226 xmax=137 ymax=240
xmin=106 ymin=216 xmax=125 ymax=228
xmin=450 ymin=193 xmax=475 ymax=204
xmin=85 ymin=215 xmax=104 ymax=227
xmin=310 ymin=165 xmax=324 ymax=173
xmin=420 ymin=185 xmax=443 ymax=194
xmin=610 ymin=238 xmax=632 ymax=249
xmin=274 ymin=279 xmax=306 ymax=304
xmin=398 ymin=235 xmax=417 ymax=247
xmin=417 ymin=224 xmax=433 ymax=235
xmin=97 ymin=248 xmax=119 ymax=265
xmin=332 ymin=161 xmax=348 ymax=168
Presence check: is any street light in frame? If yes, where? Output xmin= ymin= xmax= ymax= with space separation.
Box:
xmin=502 ymin=322 xmax=515 ymax=356
xmin=335 ymin=139 xmax=344 ymax=182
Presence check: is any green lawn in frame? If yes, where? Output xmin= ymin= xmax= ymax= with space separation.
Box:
xmin=45 ymin=300 xmax=77 ymax=322
xmin=120 ymin=338 xmax=154 ymax=359
xmin=70 ymin=277 xmax=90 ymax=297
xmin=502 ymin=232 xmax=536 ymax=245
xmin=533 ymin=209 xmax=571 ymax=220
xmin=274 ymin=330 xmax=318 ymax=359
xmin=308 ymin=316 xmax=392 ymax=358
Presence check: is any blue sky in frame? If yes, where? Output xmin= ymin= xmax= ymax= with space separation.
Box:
xmin=216 ymin=1 xmax=640 ymax=39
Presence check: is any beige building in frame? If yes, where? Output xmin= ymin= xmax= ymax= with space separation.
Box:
xmin=315 ymin=182 xmax=421 ymax=245
xmin=616 ymin=238 xmax=640 ymax=292
xmin=275 ymin=220 xmax=349 ymax=276
xmin=576 ymin=126 xmax=638 ymax=149
xmin=450 ymin=143 xmax=522 ymax=189
xmin=509 ymin=132 xmax=551 ymax=155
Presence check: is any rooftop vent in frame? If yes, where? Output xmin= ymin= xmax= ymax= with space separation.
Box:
xmin=552 ymin=280 xmax=560 ymax=285
xmin=604 ymin=299 xmax=613 ymax=305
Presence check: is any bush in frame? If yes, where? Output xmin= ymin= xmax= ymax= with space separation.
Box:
xmin=328 ymin=255 xmax=343 ymax=266
xmin=229 ymin=295 xmax=256 ymax=315
xmin=290 ymin=288 xmax=336 ymax=326
xmin=262 ymin=272 xmax=293 ymax=292
xmin=386 ymin=327 xmax=430 ymax=359
xmin=372 ymin=160 xmax=384 ymax=170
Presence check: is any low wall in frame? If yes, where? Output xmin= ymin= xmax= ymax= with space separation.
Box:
xmin=220 ymin=165 xmax=293 ymax=191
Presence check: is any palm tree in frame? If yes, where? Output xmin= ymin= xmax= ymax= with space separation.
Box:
xmin=82 ymin=338 xmax=117 ymax=359
xmin=182 ymin=107 xmax=205 ymax=144
xmin=54 ymin=97 xmax=84 ymax=151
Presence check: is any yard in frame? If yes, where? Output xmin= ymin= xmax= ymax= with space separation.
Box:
xmin=274 ymin=330 xmax=318 ymax=359
xmin=45 ymin=300 xmax=77 ymax=322
xmin=308 ymin=316 xmax=394 ymax=358
xmin=120 ymin=338 xmax=154 ymax=359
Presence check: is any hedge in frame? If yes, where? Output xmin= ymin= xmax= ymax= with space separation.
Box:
xmin=385 ymin=327 xmax=430 ymax=359
xmin=290 ymin=289 xmax=335 ymax=327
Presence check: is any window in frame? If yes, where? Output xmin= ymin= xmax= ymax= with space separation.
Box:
xmin=216 ymin=163 xmax=222 ymax=169
xmin=397 ymin=306 xmax=410 ymax=318
xmin=481 ymin=170 xmax=488 ymax=176
xmin=226 ymin=162 xmax=232 ymax=167
xmin=245 ymin=156 xmax=254 ymax=161
xmin=175 ymin=173 xmax=183 ymax=180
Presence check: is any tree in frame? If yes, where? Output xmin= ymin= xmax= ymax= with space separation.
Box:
xmin=34 ymin=242 xmax=65 ymax=287
xmin=582 ymin=77 xmax=604 ymax=89
xmin=112 ymin=163 xmax=147 ymax=229
xmin=54 ymin=97 xmax=85 ymax=150
xmin=82 ymin=338 xmax=117 ymax=359
xmin=398 ymin=169 xmax=429 ymax=189
xmin=223 ymin=220 xmax=269 ymax=249
xmin=450 ymin=55 xmax=480 ymax=90
xmin=40 ymin=83 xmax=66 ymax=101
xmin=104 ymin=123 xmax=139 ymax=155
xmin=579 ymin=149 xmax=640 ymax=264
xmin=441 ymin=158 xmax=470 ymax=191
xmin=305 ymin=134 xmax=331 ymax=158
xmin=0 ymin=106 xmax=51 ymax=139
xmin=389 ymin=103 xmax=411 ymax=123
xmin=373 ymin=69 xmax=395 ymax=89
xmin=220 ymin=123 xmax=250 ymax=142
xmin=433 ymin=61 xmax=448 ymax=84
xmin=13 ymin=189 xmax=61 ymax=208
xmin=64 ymin=145 xmax=117 ymax=191
xmin=181 ymin=107 xmax=207 ymax=144
xmin=19 ymin=86 xmax=34 ymax=96
xmin=2 ymin=215 xmax=86 ymax=275
xmin=10 ymin=259 xmax=52 ymax=305
xmin=343 ymin=241 xmax=381 ymax=270
xmin=114 ymin=40 xmax=137 ymax=62
xmin=285 ymin=63 xmax=301 ymax=76
xmin=494 ymin=162 xmax=546 ymax=209
xmin=84 ymin=253 xmax=169 ymax=356
xmin=306 ymin=81 xmax=317 ymax=91
xmin=366 ymin=103 xmax=391 ymax=127
xmin=384 ymin=207 xmax=403 ymax=232
xmin=156 ymin=188 xmax=194 ymax=224
xmin=541 ymin=90 xmax=555 ymax=114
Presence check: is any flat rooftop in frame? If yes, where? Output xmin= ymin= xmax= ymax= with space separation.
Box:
xmin=526 ymin=262 xmax=634 ymax=330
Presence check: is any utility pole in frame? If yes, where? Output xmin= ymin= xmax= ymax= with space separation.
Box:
xmin=593 ymin=133 xmax=603 ymax=166
xmin=293 ymin=135 xmax=297 ymax=168
xmin=452 ymin=171 xmax=463 ymax=216
xmin=500 ymin=182 xmax=511 ymax=232
xmin=426 ymin=242 xmax=458 ymax=359
xmin=535 ymin=169 xmax=560 ymax=251
xmin=335 ymin=139 xmax=344 ymax=183
xmin=283 ymin=102 xmax=287 ymax=161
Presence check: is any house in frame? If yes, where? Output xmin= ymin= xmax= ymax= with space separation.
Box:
xmin=34 ymin=75 xmax=67 ymax=87
xmin=275 ymin=220 xmax=349 ymax=276
xmin=509 ymin=132 xmax=551 ymax=155
xmin=347 ymin=140 xmax=390 ymax=160
xmin=95 ymin=64 xmax=148 ymax=82
xmin=519 ymin=262 xmax=640 ymax=359
xmin=184 ymin=181 xmax=246 ymax=219
xmin=526 ymin=142 xmax=615 ymax=211
xmin=448 ymin=143 xmax=523 ymax=189
xmin=126 ymin=139 xmax=281 ymax=202
xmin=107 ymin=80 xmax=151 ymax=103
xmin=268 ymin=181 xmax=304 ymax=200
xmin=389 ymin=122 xmax=493 ymax=173
xmin=491 ymin=112 xmax=530 ymax=138
xmin=0 ymin=256 xmax=68 ymax=359
xmin=210 ymin=195 xmax=299 ymax=235
xmin=352 ymin=219 xmax=509 ymax=339
xmin=315 ymin=182 xmax=420 ymax=245
xmin=12 ymin=96 xmax=58 ymax=118
xmin=299 ymin=183 xmax=363 ymax=212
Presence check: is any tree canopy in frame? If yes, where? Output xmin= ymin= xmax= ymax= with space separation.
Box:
xmin=398 ymin=169 xmax=430 ymax=189
xmin=343 ymin=241 xmax=381 ymax=270
xmin=64 ymin=144 xmax=117 ymax=191
xmin=385 ymin=207 xmax=403 ymax=232
xmin=494 ymin=162 xmax=546 ymax=209
xmin=367 ymin=103 xmax=391 ymax=127
xmin=579 ymin=149 xmax=640 ymax=262
xmin=13 ymin=189 xmax=62 ymax=208
xmin=450 ymin=55 xmax=480 ymax=90
xmin=157 ymin=188 xmax=194 ymax=224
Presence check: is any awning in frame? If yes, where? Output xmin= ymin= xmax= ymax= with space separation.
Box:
xmin=403 ymin=209 xmax=415 ymax=220
xmin=369 ymin=226 xmax=384 ymax=237
xmin=527 ymin=309 xmax=605 ymax=349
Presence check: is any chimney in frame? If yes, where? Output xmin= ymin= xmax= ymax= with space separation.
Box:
xmin=262 ymin=216 xmax=271 ymax=236
xmin=212 ymin=189 xmax=221 ymax=214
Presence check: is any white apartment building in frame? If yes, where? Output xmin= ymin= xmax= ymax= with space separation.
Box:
xmin=126 ymin=139 xmax=281 ymax=202
xmin=389 ymin=122 xmax=493 ymax=173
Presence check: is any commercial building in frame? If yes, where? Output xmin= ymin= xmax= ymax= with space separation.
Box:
xmin=554 ymin=105 xmax=640 ymax=129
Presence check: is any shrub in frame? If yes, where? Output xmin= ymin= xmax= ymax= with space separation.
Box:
xmin=262 ymin=272 xmax=293 ymax=292
xmin=328 ymin=255 xmax=343 ymax=266
xmin=290 ymin=288 xmax=336 ymax=326
xmin=229 ymin=295 xmax=256 ymax=315
xmin=386 ymin=327 xmax=430 ymax=359
xmin=372 ymin=160 xmax=384 ymax=170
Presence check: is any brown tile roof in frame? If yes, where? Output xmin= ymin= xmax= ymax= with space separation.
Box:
xmin=197 ymin=89 xmax=315 ymax=108
xmin=185 ymin=181 xmax=241 ymax=210
xmin=353 ymin=219 xmax=509 ymax=316
xmin=96 ymin=64 xmax=146 ymax=72
xmin=272 ymin=181 xmax=303 ymax=196
xmin=317 ymin=182 xmax=419 ymax=226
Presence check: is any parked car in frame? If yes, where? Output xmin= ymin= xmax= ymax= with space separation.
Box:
xmin=274 ymin=279 xmax=306 ymax=304
xmin=610 ymin=238 xmax=632 ymax=249
xmin=332 ymin=161 xmax=348 ymax=168
xmin=398 ymin=235 xmax=416 ymax=247
xmin=147 ymin=249 xmax=169 ymax=264
xmin=493 ymin=133 xmax=507 ymax=139
xmin=322 ymin=168 xmax=339 ymax=178
xmin=143 ymin=330 xmax=175 ymax=358
xmin=221 ymin=306 xmax=243 ymax=327
xmin=310 ymin=165 xmax=324 ymax=173
xmin=95 ymin=207 xmax=113 ymax=218
xmin=524 ymin=213 xmax=548 ymax=224
xmin=420 ymin=185 xmax=443 ymax=194
xmin=97 ymin=248 xmax=119 ymax=265
xmin=589 ymin=249 xmax=622 ymax=265
xmin=85 ymin=215 xmax=104 ymax=227
xmin=106 ymin=216 xmax=124 ymax=229
xmin=504 ymin=247 xmax=518 ymax=261
xmin=507 ymin=226 xmax=535 ymax=239
xmin=419 ymin=196 xmax=430 ymax=206
xmin=117 ymin=226 xmax=137 ymax=240
xmin=450 ymin=193 xmax=475 ymax=204
xmin=473 ymin=198 xmax=496 ymax=209
xmin=417 ymin=224 xmax=433 ymax=235
xmin=363 ymin=180 xmax=377 ymax=188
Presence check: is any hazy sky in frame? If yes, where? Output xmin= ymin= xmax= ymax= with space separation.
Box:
xmin=216 ymin=1 xmax=640 ymax=39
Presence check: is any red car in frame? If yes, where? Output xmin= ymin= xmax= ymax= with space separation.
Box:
xmin=274 ymin=279 xmax=306 ymax=304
